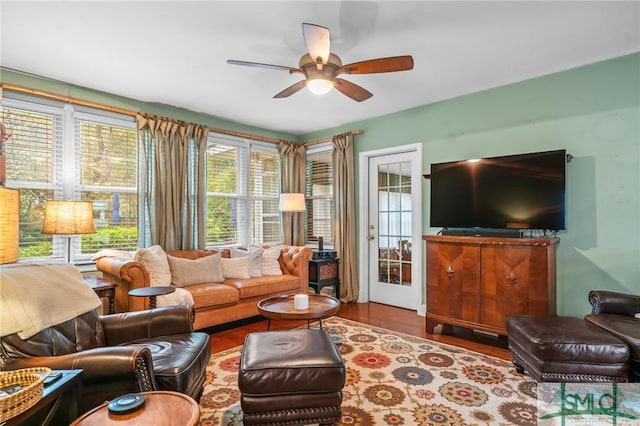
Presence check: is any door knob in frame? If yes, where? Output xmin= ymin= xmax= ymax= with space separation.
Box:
xmin=368 ymin=234 xmax=375 ymax=240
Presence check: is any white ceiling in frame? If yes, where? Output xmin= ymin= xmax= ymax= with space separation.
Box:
xmin=2 ymin=1 xmax=639 ymax=136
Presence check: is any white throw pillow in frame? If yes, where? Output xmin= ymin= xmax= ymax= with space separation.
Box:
xmin=134 ymin=245 xmax=171 ymax=287
xmin=231 ymin=247 xmax=263 ymax=277
xmin=261 ymin=246 xmax=283 ymax=276
xmin=167 ymin=253 xmax=224 ymax=287
xmin=221 ymin=256 xmax=251 ymax=279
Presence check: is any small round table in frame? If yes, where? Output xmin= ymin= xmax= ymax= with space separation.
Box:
xmin=128 ymin=286 xmax=175 ymax=309
xmin=70 ymin=391 xmax=199 ymax=426
xmin=257 ymin=294 xmax=340 ymax=330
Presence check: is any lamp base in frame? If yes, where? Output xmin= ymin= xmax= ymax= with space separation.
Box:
xmin=65 ymin=236 xmax=72 ymax=263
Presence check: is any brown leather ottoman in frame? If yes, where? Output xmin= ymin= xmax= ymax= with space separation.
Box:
xmin=239 ymin=329 xmax=346 ymax=425
xmin=506 ymin=315 xmax=630 ymax=382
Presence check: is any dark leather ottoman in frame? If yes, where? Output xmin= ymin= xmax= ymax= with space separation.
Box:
xmin=506 ymin=315 xmax=630 ymax=382
xmin=239 ymin=329 xmax=346 ymax=425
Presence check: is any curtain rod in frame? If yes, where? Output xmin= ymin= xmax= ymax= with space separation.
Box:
xmin=0 ymin=83 xmax=139 ymax=117
xmin=1 ymin=83 xmax=363 ymax=145
xmin=303 ymin=130 xmax=364 ymax=147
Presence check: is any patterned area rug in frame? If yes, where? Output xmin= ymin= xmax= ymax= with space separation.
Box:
xmin=198 ymin=317 xmax=538 ymax=425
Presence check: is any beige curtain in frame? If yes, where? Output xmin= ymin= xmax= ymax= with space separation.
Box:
xmin=278 ymin=140 xmax=306 ymax=245
xmin=332 ymin=133 xmax=358 ymax=302
xmin=137 ymin=113 xmax=208 ymax=251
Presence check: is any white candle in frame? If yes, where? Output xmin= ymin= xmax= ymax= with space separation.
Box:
xmin=294 ymin=293 xmax=309 ymax=310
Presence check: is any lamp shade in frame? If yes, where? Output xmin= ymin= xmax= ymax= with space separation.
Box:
xmin=279 ymin=193 xmax=306 ymax=212
xmin=41 ymin=200 xmax=96 ymax=235
xmin=0 ymin=187 xmax=20 ymax=264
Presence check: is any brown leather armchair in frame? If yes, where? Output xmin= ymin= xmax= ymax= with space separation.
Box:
xmin=585 ymin=290 xmax=640 ymax=382
xmin=0 ymin=304 xmax=210 ymax=412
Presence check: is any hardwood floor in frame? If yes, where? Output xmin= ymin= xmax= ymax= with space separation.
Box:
xmin=206 ymin=302 xmax=511 ymax=361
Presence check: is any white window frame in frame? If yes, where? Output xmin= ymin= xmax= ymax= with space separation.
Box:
xmin=2 ymin=91 xmax=137 ymax=263
xmin=205 ymin=131 xmax=281 ymax=247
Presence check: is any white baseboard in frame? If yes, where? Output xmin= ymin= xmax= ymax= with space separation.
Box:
xmin=418 ymin=304 xmax=426 ymax=316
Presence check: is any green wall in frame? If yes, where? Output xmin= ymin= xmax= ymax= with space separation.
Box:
xmin=302 ymin=52 xmax=640 ymax=317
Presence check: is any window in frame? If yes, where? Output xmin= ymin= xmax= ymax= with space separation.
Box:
xmin=305 ymin=145 xmax=333 ymax=248
xmin=76 ymin=110 xmax=138 ymax=254
xmin=205 ymin=133 xmax=280 ymax=247
xmin=1 ymin=92 xmax=137 ymax=262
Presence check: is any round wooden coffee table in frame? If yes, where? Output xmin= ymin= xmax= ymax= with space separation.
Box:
xmin=70 ymin=391 xmax=199 ymax=426
xmin=257 ymin=293 xmax=340 ymax=330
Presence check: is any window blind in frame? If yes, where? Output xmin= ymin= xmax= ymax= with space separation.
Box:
xmin=2 ymin=91 xmax=138 ymax=260
xmin=305 ymin=149 xmax=333 ymax=246
xmin=2 ymin=96 xmax=65 ymax=257
xmin=205 ymin=134 xmax=280 ymax=247
xmin=76 ymin=114 xmax=138 ymax=253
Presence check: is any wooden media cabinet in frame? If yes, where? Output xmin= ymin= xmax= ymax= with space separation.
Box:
xmin=423 ymin=235 xmax=559 ymax=336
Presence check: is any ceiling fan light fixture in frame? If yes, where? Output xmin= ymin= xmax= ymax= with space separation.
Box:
xmin=228 ymin=23 xmax=412 ymax=101
xmin=307 ymin=78 xmax=334 ymax=95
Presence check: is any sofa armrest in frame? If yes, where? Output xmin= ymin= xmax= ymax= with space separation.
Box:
xmin=96 ymin=257 xmax=150 ymax=312
xmin=101 ymin=305 xmax=195 ymax=345
xmin=589 ymin=290 xmax=640 ymax=316
xmin=4 ymin=345 xmax=157 ymax=390
xmin=279 ymin=245 xmax=313 ymax=292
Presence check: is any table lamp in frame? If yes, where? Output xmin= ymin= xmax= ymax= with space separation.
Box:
xmin=279 ymin=193 xmax=306 ymax=245
xmin=41 ymin=200 xmax=96 ymax=263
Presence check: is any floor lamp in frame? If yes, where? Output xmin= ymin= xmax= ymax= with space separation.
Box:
xmin=279 ymin=193 xmax=306 ymax=246
xmin=41 ymin=200 xmax=96 ymax=263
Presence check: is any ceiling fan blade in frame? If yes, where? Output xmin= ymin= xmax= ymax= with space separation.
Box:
xmin=334 ymin=78 xmax=373 ymax=102
xmin=273 ymin=80 xmax=307 ymax=98
xmin=302 ymin=23 xmax=330 ymax=65
xmin=227 ymin=59 xmax=301 ymax=74
xmin=338 ymin=55 xmax=414 ymax=75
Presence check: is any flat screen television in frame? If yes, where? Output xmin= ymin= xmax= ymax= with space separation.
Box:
xmin=429 ymin=149 xmax=566 ymax=231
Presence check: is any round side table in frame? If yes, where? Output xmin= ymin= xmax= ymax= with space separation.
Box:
xmin=70 ymin=391 xmax=199 ymax=426
xmin=128 ymin=286 xmax=175 ymax=309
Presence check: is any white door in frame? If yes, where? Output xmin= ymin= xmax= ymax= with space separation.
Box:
xmin=367 ymin=150 xmax=421 ymax=310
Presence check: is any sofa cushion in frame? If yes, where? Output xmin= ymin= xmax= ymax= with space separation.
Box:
xmin=231 ymin=247 xmax=263 ymax=277
xmin=224 ymin=274 xmax=300 ymax=299
xmin=221 ymin=256 xmax=251 ymax=279
xmin=261 ymin=246 xmax=283 ymax=276
xmin=125 ymin=332 xmax=210 ymax=400
xmin=186 ymin=282 xmax=240 ymax=308
xmin=134 ymin=245 xmax=171 ymax=287
xmin=167 ymin=253 xmax=224 ymax=287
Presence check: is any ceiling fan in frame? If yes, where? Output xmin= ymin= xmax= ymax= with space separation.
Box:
xmin=227 ymin=23 xmax=414 ymax=102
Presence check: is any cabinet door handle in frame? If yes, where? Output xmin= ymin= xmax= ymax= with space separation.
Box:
xmin=445 ymin=265 xmax=455 ymax=279
xmin=505 ymin=269 xmax=519 ymax=285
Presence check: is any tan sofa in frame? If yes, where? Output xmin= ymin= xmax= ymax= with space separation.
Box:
xmin=96 ymin=245 xmax=313 ymax=330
